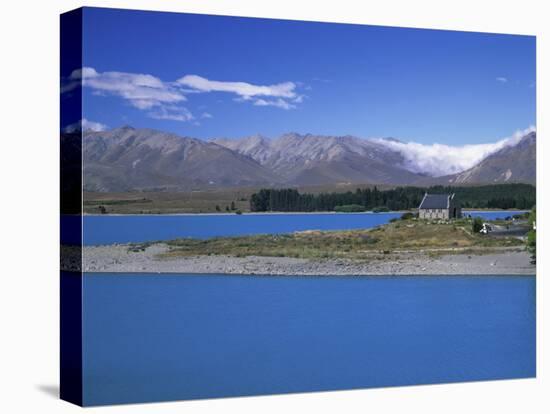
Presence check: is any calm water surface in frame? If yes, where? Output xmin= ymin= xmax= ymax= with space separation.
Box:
xmin=82 ymin=273 xmax=536 ymax=406
xmin=82 ymin=210 xmax=526 ymax=245
xmin=77 ymin=209 xmax=534 ymax=405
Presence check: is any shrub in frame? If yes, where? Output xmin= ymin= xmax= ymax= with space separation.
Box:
xmin=472 ymin=217 xmax=483 ymax=233
xmin=400 ymin=212 xmax=415 ymax=220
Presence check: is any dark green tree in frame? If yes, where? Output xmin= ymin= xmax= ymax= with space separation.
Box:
xmin=472 ymin=217 xmax=483 ymax=233
xmin=248 ymin=184 xmax=535 ymax=213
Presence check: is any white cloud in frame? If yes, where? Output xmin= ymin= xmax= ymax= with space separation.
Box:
xmin=178 ymin=75 xmax=297 ymax=98
xmin=76 ymin=67 xmax=186 ymax=110
xmin=201 ymin=112 xmax=213 ymax=119
xmin=63 ymin=118 xmax=108 ymax=133
xmin=148 ymin=105 xmax=194 ymax=122
xmin=177 ymin=75 xmax=300 ymax=109
xmin=60 ymin=81 xmax=79 ymax=94
xmin=62 ymin=67 xmax=194 ymax=121
xmin=61 ymin=68 xmax=100 ymax=94
xmin=62 ymin=67 xmax=303 ymax=121
xmin=496 ymin=77 xmax=508 ymax=83
xmin=253 ymin=98 xmax=296 ymax=110
xmin=373 ymin=126 xmax=536 ymax=177
xmin=70 ymin=67 xmax=99 ymax=80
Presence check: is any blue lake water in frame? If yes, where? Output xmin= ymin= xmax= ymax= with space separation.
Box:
xmin=81 ymin=210 xmax=526 ymax=245
xmin=76 ymin=209 xmax=534 ymax=405
xmin=82 ymin=273 xmax=536 ymax=406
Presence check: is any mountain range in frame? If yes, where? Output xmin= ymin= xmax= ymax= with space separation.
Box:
xmin=442 ymin=131 xmax=536 ymax=185
xmin=78 ymin=126 xmax=536 ymax=192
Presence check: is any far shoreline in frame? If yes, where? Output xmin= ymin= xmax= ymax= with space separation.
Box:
xmin=81 ymin=208 xmax=528 ymax=217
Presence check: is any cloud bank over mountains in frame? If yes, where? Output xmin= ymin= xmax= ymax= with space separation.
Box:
xmin=61 ymin=68 xmax=535 ymax=178
xmin=373 ymin=126 xmax=536 ymax=176
xmin=64 ymin=114 xmax=535 ymax=178
xmin=78 ymin=125 xmax=535 ymax=192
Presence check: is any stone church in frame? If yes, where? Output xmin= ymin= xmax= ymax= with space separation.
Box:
xmin=418 ymin=193 xmax=461 ymax=220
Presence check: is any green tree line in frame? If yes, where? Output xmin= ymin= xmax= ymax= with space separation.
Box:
xmin=249 ymin=184 xmax=535 ymax=212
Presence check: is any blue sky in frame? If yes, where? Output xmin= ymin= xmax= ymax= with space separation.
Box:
xmin=65 ymin=7 xmax=535 ymax=145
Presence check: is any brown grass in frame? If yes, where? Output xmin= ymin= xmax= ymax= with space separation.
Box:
xmin=160 ymin=220 xmax=524 ymax=261
xmin=82 ymin=183 xmax=399 ymax=214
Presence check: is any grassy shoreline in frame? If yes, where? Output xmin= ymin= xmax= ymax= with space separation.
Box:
xmin=72 ymin=216 xmax=533 ymax=275
xmin=158 ymin=218 xmax=525 ymax=261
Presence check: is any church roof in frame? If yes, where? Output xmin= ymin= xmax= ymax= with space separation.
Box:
xmin=418 ymin=193 xmax=453 ymax=209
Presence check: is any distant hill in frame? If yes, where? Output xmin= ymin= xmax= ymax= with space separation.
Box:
xmin=75 ymin=126 xmax=536 ymax=192
xmin=81 ymin=126 xmax=281 ymax=192
xmin=441 ymin=132 xmax=536 ymax=185
xmin=213 ymin=133 xmax=427 ymax=186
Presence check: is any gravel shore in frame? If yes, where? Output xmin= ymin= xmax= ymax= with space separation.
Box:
xmin=62 ymin=243 xmax=536 ymax=276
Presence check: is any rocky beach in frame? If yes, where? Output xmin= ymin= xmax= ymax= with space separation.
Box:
xmin=63 ymin=243 xmax=535 ymax=276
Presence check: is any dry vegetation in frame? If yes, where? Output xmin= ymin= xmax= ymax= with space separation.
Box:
xmin=159 ymin=219 xmax=524 ymax=261
xmin=83 ymin=190 xmax=252 ymax=214
xmin=83 ymin=183 xmax=396 ymax=214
